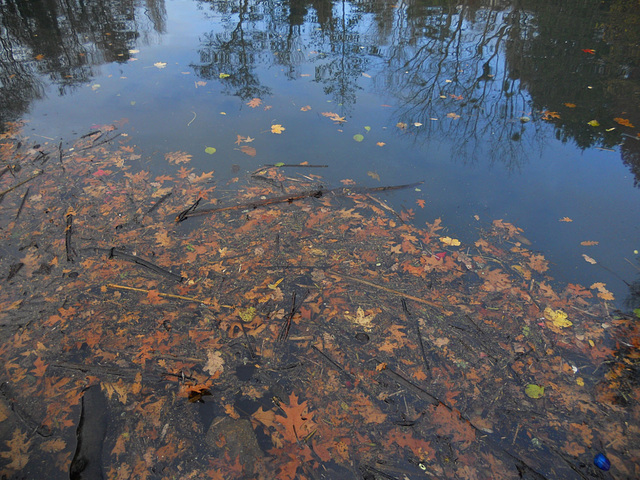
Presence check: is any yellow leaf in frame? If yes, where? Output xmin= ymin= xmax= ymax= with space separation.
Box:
xmin=544 ymin=307 xmax=572 ymax=328
xmin=440 ymin=236 xmax=461 ymax=246
xmin=376 ymin=142 xmax=386 ymax=147
xmin=271 ymin=124 xmax=285 ymax=134
xmin=587 ymin=119 xmax=600 ymax=127
xmin=576 ymin=377 xmax=584 ymax=386
xmin=559 ymin=217 xmax=573 ymax=222
xmin=582 ymin=254 xmax=597 ymax=264
xmin=268 ymin=278 xmax=284 ymax=289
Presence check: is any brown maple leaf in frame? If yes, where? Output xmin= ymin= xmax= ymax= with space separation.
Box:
xmin=246 ymin=98 xmax=262 ymax=108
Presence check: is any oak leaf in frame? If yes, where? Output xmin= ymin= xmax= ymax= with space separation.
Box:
xmin=204 ymin=350 xmax=225 ymax=376
xmin=0 ymin=429 xmax=31 ymax=471
xmin=275 ymin=393 xmax=316 ymax=443
xmin=247 ymin=98 xmax=262 ymax=108
xmin=165 ymin=151 xmax=192 ymax=165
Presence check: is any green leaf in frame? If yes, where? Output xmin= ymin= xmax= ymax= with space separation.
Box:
xmin=219 ymin=73 xmax=230 ymax=79
xmin=353 ymin=134 xmax=364 ymax=142
xmin=364 ymin=126 xmax=371 ymax=132
xmin=634 ymin=308 xmax=640 ymax=319
xmin=274 ymin=162 xmax=285 ymax=167
xmin=205 ymin=146 xmax=216 ymax=154
xmin=587 ymin=119 xmax=600 ymax=127
xmin=525 ymin=384 xmax=545 ymax=399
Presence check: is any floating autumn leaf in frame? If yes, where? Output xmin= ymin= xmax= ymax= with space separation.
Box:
xmin=219 ymin=73 xmax=230 ymax=78
xmin=590 ymin=282 xmax=615 ymax=301
xmin=559 ymin=217 xmax=573 ymax=222
xmin=246 ymin=98 xmax=262 ymax=108
xmin=396 ymin=122 xmax=407 ymax=129
xmin=582 ymin=254 xmax=597 ymax=264
xmin=440 ymin=236 xmax=461 ymax=246
xmin=321 ymin=112 xmax=346 ymax=123
xmin=165 ymin=151 xmax=192 ymax=164
xmin=353 ymin=134 xmax=364 ymax=142
xmin=204 ymin=146 xmax=216 ymax=154
xmin=580 ymin=240 xmax=599 ymax=246
xmin=416 ymin=199 xmax=426 ymax=208
xmin=194 ymin=80 xmax=206 ymax=88
xmin=238 ymin=145 xmax=256 ymax=156
xmin=375 ymin=362 xmax=387 ymax=371
xmin=544 ymin=307 xmax=572 ymax=328
xmin=376 ymin=142 xmax=385 ymax=147
xmin=525 ymin=384 xmax=545 ymax=399
xmin=445 ymin=112 xmax=460 ymax=119
xmin=153 ymin=62 xmax=167 ymax=68
xmin=367 ymin=171 xmax=380 ymax=181
xmin=613 ymin=118 xmax=635 ymax=128
xmin=271 ymin=124 xmax=285 ymax=134
xmin=564 ymin=103 xmax=577 ymax=108
xmin=300 ymin=105 xmax=311 ymax=111
xmin=541 ymin=111 xmax=560 ymax=120
xmin=582 ymin=48 xmax=595 ymax=54
xmin=587 ymin=119 xmax=600 ymax=127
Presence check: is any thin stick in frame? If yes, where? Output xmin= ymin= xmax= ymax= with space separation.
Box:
xmin=0 ymin=170 xmax=43 ymax=197
xmin=263 ymin=164 xmax=328 ymax=168
xmin=327 ymin=270 xmax=444 ymax=310
xmin=65 ymin=213 xmax=76 ymax=262
xmin=15 ymin=187 xmax=29 ymax=220
xmin=187 ymin=111 xmax=197 ymax=127
xmin=105 ymin=283 xmax=215 ymax=305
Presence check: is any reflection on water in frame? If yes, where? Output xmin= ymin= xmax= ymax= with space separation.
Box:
xmin=1 ymin=0 xmax=639 ymax=307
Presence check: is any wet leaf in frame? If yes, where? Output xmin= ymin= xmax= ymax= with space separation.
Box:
xmin=300 ymin=105 xmax=311 ymax=111
xmin=587 ymin=119 xmax=600 ymax=127
xmin=246 ymin=98 xmax=262 ymax=108
xmin=239 ymin=145 xmax=257 ymax=156
xmin=204 ymin=350 xmax=225 ymax=376
xmin=353 ymin=134 xmax=364 ymax=142
xmin=544 ymin=307 xmax=572 ymax=328
xmin=165 ymin=151 xmax=192 ymax=164
xmin=559 ymin=217 xmax=573 ymax=222
xmin=582 ymin=49 xmax=595 ymax=54
xmin=204 ymin=146 xmax=216 ymax=154
xmin=271 ymin=124 xmax=285 ymax=134
xmin=376 ymin=142 xmax=385 ymax=147
xmin=367 ymin=171 xmax=380 ymax=181
xmin=580 ymin=240 xmax=599 ymax=246
xmin=219 ymin=73 xmax=230 ymax=78
xmin=582 ymin=254 xmax=597 ymax=264
xmin=440 ymin=236 xmax=461 ymax=246
xmin=613 ymin=117 xmax=634 ymax=128
xmin=525 ymin=384 xmax=545 ymax=399
xmin=0 ymin=429 xmax=31 ymax=471
xmin=364 ymin=126 xmax=371 ymax=132
xmin=153 ymin=62 xmax=167 ymax=68
xmin=446 ymin=112 xmax=460 ymax=119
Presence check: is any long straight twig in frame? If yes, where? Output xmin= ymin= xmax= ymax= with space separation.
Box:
xmin=0 ymin=170 xmax=43 ymax=198
xmin=15 ymin=187 xmax=29 ymax=220
xmin=105 ymin=283 xmax=214 ymax=305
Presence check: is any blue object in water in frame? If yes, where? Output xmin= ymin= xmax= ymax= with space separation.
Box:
xmin=594 ymin=453 xmax=611 ymax=471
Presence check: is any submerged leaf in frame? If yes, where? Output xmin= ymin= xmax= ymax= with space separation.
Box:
xmin=544 ymin=307 xmax=572 ymax=328
xmin=525 ymin=384 xmax=545 ymax=399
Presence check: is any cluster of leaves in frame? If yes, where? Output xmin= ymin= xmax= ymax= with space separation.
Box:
xmin=0 ymin=122 xmax=638 ymax=479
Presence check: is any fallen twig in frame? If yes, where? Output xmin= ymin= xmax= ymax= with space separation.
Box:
xmin=327 ymin=270 xmax=446 ymax=311
xmin=176 ymin=181 xmax=424 ymax=221
xmin=15 ymin=187 xmax=29 ymax=220
xmin=105 ymin=283 xmax=213 ymax=305
xmin=0 ymin=170 xmax=43 ymax=198
xmin=65 ymin=212 xmax=76 ymax=262
xmin=83 ymin=247 xmax=184 ymax=282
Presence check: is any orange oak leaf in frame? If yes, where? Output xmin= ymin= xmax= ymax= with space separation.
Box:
xmin=247 ymin=98 xmax=262 ymax=108
xmin=275 ymin=393 xmax=316 ymax=443
xmin=31 ymin=356 xmax=48 ymax=377
xmin=416 ymin=199 xmax=426 ymax=208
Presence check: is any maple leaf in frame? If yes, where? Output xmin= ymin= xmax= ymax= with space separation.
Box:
xmin=590 ymin=282 xmax=614 ymax=301
xmin=246 ymin=98 xmax=262 ymax=108
xmin=1 ymin=429 xmax=31 ymax=471
xmin=271 ymin=124 xmax=285 ymax=134
xmin=344 ymin=307 xmax=376 ymax=330
xmin=165 ymin=151 xmax=192 ymax=165
xmin=275 ymin=393 xmax=316 ymax=443
xmin=541 ymin=110 xmax=560 ymax=120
